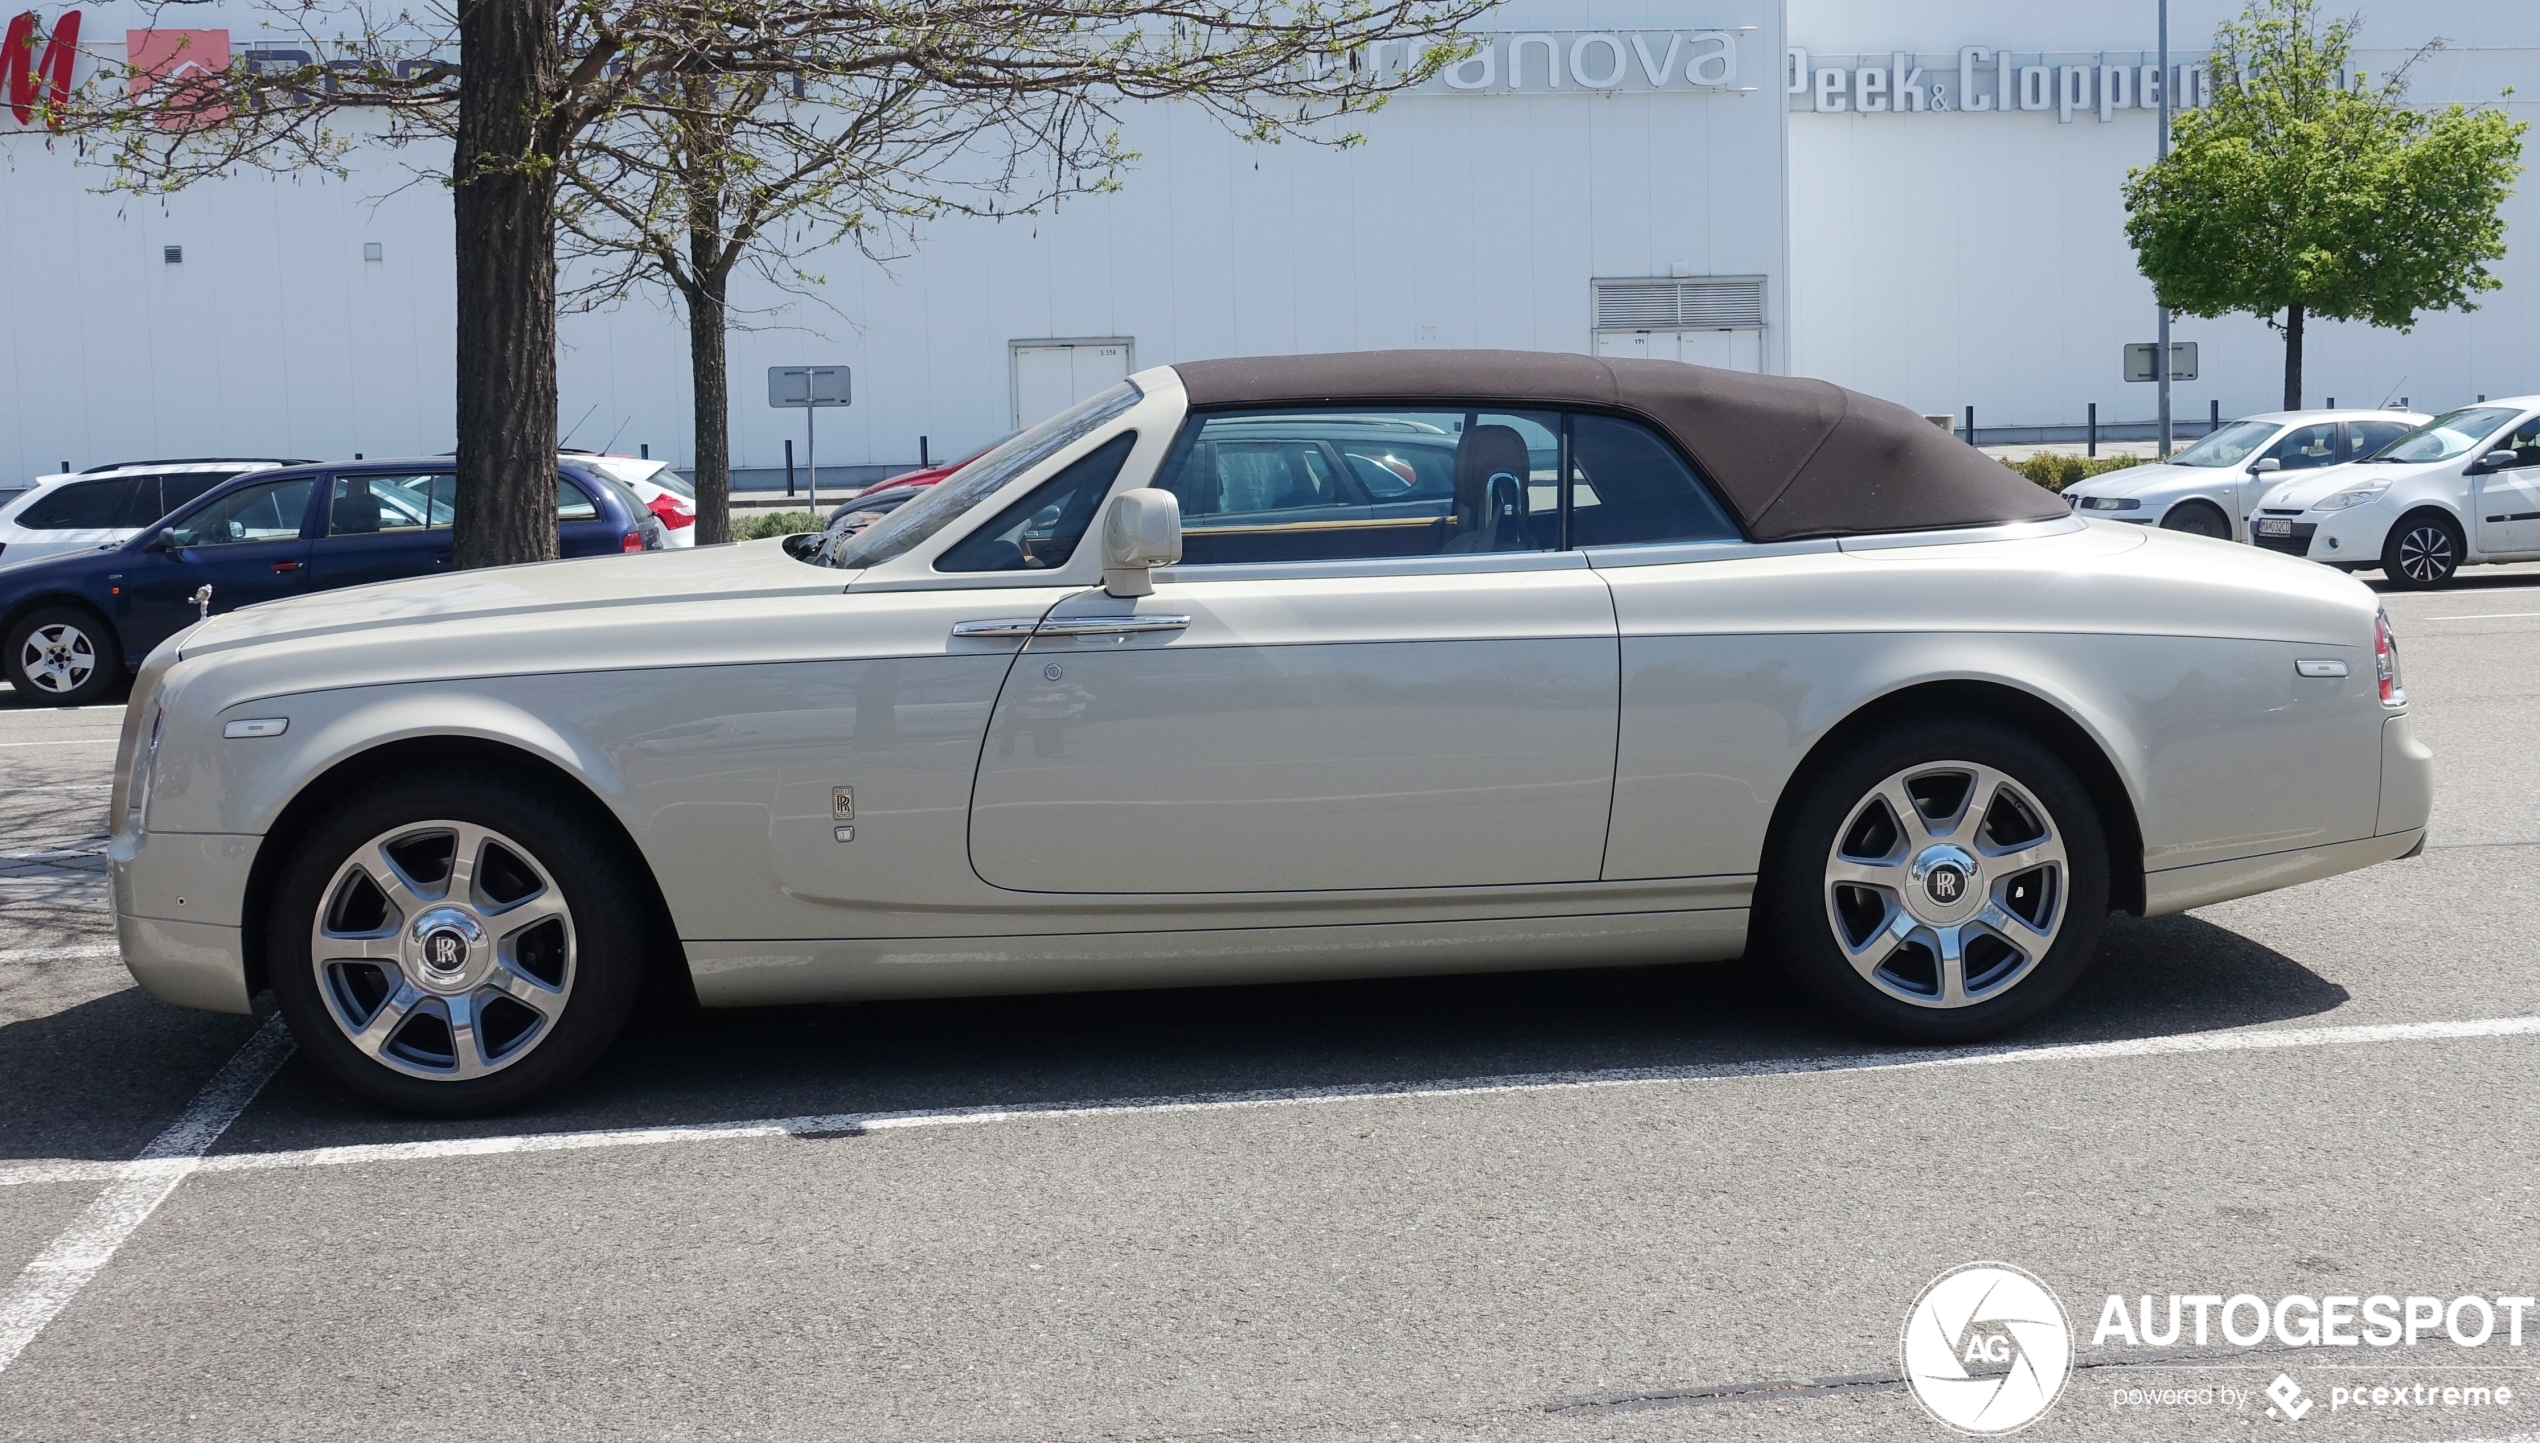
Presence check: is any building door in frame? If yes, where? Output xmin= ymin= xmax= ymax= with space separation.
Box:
xmin=1011 ymin=339 xmax=1134 ymax=429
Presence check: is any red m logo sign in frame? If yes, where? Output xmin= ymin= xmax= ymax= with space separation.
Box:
xmin=3 ymin=8 xmax=78 ymax=129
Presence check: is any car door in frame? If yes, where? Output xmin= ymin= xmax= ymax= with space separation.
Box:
xmin=307 ymin=471 xmax=454 ymax=589
xmin=2472 ymin=415 xmax=2540 ymax=556
xmin=556 ymin=473 xmax=634 ymax=556
xmin=116 ymin=474 xmax=320 ymax=653
xmin=965 ymin=404 xmax=1623 ymax=895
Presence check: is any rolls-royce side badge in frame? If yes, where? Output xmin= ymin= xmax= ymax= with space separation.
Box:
xmin=831 ymin=787 xmax=853 ymax=821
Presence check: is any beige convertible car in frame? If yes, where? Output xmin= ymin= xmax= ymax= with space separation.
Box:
xmin=108 ymin=352 xmax=2432 ymax=1113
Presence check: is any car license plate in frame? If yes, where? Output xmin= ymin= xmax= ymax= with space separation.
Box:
xmin=2258 ymin=518 xmax=2293 ymax=537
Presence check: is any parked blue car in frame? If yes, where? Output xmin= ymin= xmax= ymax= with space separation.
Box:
xmin=2 ymin=457 xmax=660 ymax=706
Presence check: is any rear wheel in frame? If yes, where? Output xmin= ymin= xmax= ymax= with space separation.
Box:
xmin=1760 ymin=717 xmax=2109 ymax=1043
xmin=267 ymin=772 xmax=650 ymax=1115
xmin=2159 ymin=501 xmax=2231 ymax=539
xmin=5 ymin=605 xmax=123 ymax=707
xmin=2381 ymin=511 xmax=2462 ymax=589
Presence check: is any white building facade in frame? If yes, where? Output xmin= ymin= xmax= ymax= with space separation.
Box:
xmin=0 ymin=0 xmax=2533 ymax=485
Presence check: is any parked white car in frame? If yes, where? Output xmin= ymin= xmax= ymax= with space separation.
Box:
xmin=0 ymin=459 xmax=305 ymax=569
xmin=2059 ymin=409 xmax=2425 ymax=540
xmin=2249 ymin=399 xmax=2540 ymax=587
xmin=573 ymin=454 xmax=696 ymax=547
xmin=109 ymin=353 xmax=2431 ymax=1114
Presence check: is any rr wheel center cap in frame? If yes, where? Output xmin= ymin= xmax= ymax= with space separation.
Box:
xmin=406 ymin=906 xmax=489 ymax=992
xmin=1905 ymin=845 xmax=1982 ymax=922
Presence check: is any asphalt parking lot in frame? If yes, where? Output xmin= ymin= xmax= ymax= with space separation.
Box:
xmin=3 ymin=568 xmax=2538 ymax=1442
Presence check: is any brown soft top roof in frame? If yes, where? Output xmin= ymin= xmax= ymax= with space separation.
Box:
xmin=1170 ymin=350 xmax=2064 ymax=542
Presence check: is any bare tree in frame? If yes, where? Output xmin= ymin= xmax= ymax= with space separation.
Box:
xmin=63 ymin=0 xmax=1489 ymax=567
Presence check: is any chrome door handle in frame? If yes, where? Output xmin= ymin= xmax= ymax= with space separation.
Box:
xmin=1032 ymin=615 xmax=1191 ymax=637
xmin=950 ymin=618 xmax=1044 ymax=638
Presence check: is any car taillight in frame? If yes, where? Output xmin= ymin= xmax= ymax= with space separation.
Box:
xmin=622 ymin=531 xmax=644 ymax=553
xmin=647 ymin=494 xmax=694 ymax=529
xmin=2376 ymin=610 xmax=2405 ymax=707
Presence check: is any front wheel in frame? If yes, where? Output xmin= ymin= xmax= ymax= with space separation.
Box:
xmin=1760 ymin=717 xmax=2110 ymax=1043
xmin=267 ymin=772 xmax=651 ymax=1115
xmin=2159 ymin=501 xmax=2231 ymax=539
xmin=2381 ymin=512 xmax=2462 ymax=589
xmin=5 ymin=605 xmax=123 ymax=706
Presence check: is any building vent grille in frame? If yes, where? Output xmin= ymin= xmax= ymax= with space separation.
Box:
xmin=1594 ymin=276 xmax=1766 ymax=330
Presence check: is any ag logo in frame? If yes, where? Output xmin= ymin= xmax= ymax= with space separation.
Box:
xmin=1901 ymin=1263 xmax=2071 ymax=1434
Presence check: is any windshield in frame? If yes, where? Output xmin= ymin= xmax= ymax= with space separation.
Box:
xmin=2366 ymin=406 xmax=2519 ymax=463
xmin=585 ymin=456 xmax=694 ymax=499
xmin=820 ymin=381 xmax=1143 ymax=569
xmin=2167 ymin=419 xmax=2281 ymax=468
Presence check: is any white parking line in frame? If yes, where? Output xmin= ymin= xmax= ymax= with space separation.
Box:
xmin=2424 ymin=611 xmax=2540 ymax=621
xmin=0 ymin=1013 xmax=2533 ymax=1193
xmin=0 ymin=739 xmax=117 ymax=748
xmin=0 ymin=1017 xmax=292 ymax=1374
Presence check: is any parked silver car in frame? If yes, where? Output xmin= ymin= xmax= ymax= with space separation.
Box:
xmin=109 ymin=353 xmax=2432 ymax=1114
xmin=2059 ymin=409 xmax=2425 ymax=540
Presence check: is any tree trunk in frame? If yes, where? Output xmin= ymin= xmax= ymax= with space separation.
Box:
xmin=451 ymin=0 xmax=560 ymax=570
xmin=686 ymin=270 xmax=732 ymax=545
xmin=2281 ymin=302 xmax=2305 ymax=412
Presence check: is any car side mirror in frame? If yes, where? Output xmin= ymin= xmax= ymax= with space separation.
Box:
xmin=2479 ymin=450 xmax=2519 ymax=472
xmin=142 ymin=528 xmax=178 ymax=553
xmin=1100 ymin=488 xmax=1182 ymax=598
xmin=2250 ymin=457 xmax=2281 ymax=473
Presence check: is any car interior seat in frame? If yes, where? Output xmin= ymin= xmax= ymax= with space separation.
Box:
xmin=1445 ymin=425 xmax=1532 ymax=553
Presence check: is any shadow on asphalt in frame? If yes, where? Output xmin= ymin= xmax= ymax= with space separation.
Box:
xmin=48 ymin=910 xmax=2342 ymax=1159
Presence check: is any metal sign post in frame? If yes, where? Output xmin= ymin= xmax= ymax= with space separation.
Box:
xmin=768 ymin=366 xmax=852 ymax=513
xmin=2157 ymin=0 xmax=2173 ymax=457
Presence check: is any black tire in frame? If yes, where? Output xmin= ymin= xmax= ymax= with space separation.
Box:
xmin=267 ymin=770 xmax=651 ymax=1116
xmin=2159 ymin=501 xmax=2231 ymax=539
xmin=2381 ymin=510 xmax=2462 ymax=589
xmin=4 ymin=604 xmax=124 ymax=707
xmin=1758 ymin=715 xmax=2110 ymax=1043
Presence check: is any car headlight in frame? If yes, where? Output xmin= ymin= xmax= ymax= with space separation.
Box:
xmin=2314 ymin=484 xmax=2389 ymax=512
xmin=2074 ymin=496 xmax=2141 ymax=511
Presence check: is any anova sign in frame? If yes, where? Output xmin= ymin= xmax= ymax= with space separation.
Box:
xmin=1787 ymin=47 xmax=2214 ymax=122
xmin=1382 ymin=29 xmax=1747 ymax=95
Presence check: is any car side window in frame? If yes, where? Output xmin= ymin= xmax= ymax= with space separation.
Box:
xmin=1566 ymin=414 xmax=1741 ymax=547
xmin=166 ymin=478 xmax=315 ymax=547
xmin=159 ymin=471 xmax=239 ymax=514
xmin=2263 ymin=424 xmax=2339 ymax=471
xmin=557 ymin=477 xmax=599 ymax=521
xmin=1155 ymin=408 xmax=1557 ymax=564
xmin=2345 ymin=420 xmax=2414 ymax=460
xmin=937 ymin=432 xmax=1136 ymax=572
xmin=17 ymin=478 xmax=138 ymax=530
xmin=2489 ymin=418 xmax=2540 ymax=467
xmin=328 ymin=474 xmax=449 ymax=535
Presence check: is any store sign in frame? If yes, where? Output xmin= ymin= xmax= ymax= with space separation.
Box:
xmin=127 ymin=27 xmax=233 ymax=128
xmin=1786 ymin=47 xmax=2212 ymax=121
xmin=2 ymin=8 xmax=80 ymax=129
xmin=1375 ymin=29 xmax=1746 ymax=95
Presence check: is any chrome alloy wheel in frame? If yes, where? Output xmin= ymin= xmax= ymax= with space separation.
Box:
xmin=1822 ymin=761 xmax=2068 ymax=1009
xmin=2394 ymin=522 xmax=2457 ymax=583
xmin=18 ymin=621 xmax=96 ymax=695
xmin=309 ymin=821 xmax=576 ymax=1080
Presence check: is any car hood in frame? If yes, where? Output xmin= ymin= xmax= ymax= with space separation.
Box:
xmin=2062 ymin=462 xmax=2222 ymax=500
xmin=2259 ymin=461 xmax=2412 ymax=510
xmin=179 ymin=538 xmax=842 ymax=659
